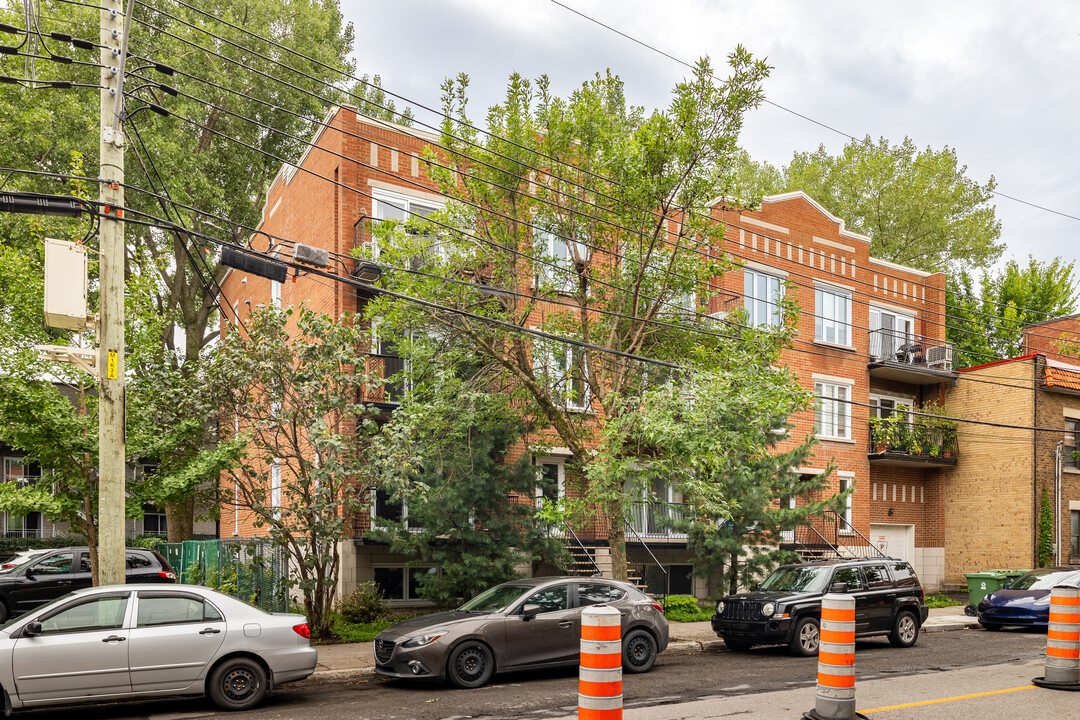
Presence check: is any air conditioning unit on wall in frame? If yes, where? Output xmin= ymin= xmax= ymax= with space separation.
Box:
xmin=926 ymin=344 xmax=953 ymax=370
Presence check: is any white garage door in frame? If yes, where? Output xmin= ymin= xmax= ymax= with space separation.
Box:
xmin=869 ymin=523 xmax=914 ymax=562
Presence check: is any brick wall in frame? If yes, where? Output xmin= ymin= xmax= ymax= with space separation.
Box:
xmin=942 ymin=357 xmax=1036 ymax=585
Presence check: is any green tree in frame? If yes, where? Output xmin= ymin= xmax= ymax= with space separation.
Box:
xmin=1038 ymin=487 xmax=1054 ymax=568
xmin=368 ymin=349 xmax=567 ymax=604
xmin=600 ymin=357 xmax=841 ymax=595
xmin=0 ymin=0 xmax=395 ymax=538
xmin=947 ymin=257 xmax=1078 ymax=367
xmin=212 ymin=306 xmax=380 ymax=639
xmin=369 ymin=51 xmax=773 ymax=581
xmin=737 ymin=136 xmax=1002 ymax=273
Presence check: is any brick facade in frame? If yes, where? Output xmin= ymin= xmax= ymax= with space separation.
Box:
xmin=220 ymin=108 xmax=963 ymax=597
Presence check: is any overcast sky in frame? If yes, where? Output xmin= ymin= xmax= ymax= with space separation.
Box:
xmin=341 ymin=0 xmax=1079 ymax=274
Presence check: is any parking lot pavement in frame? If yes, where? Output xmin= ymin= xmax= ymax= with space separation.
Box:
xmin=301 ymin=607 xmax=980 ymax=686
xmin=544 ymin=657 xmax=1062 ymax=719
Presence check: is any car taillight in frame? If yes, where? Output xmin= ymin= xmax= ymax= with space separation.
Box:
xmin=293 ymin=623 xmax=310 ymax=639
xmin=158 ymin=571 xmax=177 ymax=580
xmin=650 ymin=602 xmax=663 ymax=613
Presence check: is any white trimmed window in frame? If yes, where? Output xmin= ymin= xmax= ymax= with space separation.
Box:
xmin=1066 ymin=418 xmax=1078 ymax=470
xmin=815 ymin=285 xmax=852 ymax=346
xmin=270 ymin=464 xmax=282 ymax=520
xmin=270 ymin=279 xmax=281 ymax=307
xmin=533 ymin=338 xmax=590 ymax=412
xmin=371 ymin=189 xmax=445 ymax=260
xmin=537 ymin=228 xmax=589 ymax=293
xmin=814 ymin=381 xmax=851 ymax=440
xmin=744 ymin=269 xmax=782 ymax=327
xmin=838 ymin=476 xmax=854 ymax=533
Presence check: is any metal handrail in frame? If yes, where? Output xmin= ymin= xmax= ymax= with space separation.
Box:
xmin=563 ymin=521 xmax=603 ymax=576
xmin=626 ymin=522 xmax=668 ymax=599
xmin=828 ymin=509 xmax=889 ymax=559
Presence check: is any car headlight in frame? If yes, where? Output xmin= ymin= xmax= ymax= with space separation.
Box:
xmin=716 ymin=601 xmax=725 ymax=615
xmin=402 ymin=629 xmax=448 ymax=648
xmin=761 ymin=602 xmax=775 ymax=617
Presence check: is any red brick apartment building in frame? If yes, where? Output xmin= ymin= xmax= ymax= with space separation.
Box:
xmin=220 ymin=105 xmax=962 ymax=599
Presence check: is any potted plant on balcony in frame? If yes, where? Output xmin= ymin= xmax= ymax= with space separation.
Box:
xmin=869 ymin=417 xmax=888 ymax=453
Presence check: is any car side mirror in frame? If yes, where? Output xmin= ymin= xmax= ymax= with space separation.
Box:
xmin=23 ymin=621 xmax=41 ymax=637
xmin=522 ymin=603 xmax=541 ymax=619
xmin=24 ymin=571 xmax=35 ymax=581
xmin=1005 ymin=582 xmax=1012 ymax=589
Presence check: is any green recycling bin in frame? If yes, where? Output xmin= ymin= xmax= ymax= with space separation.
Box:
xmin=989 ymin=569 xmax=1030 ymax=587
xmin=964 ymin=571 xmax=1008 ymax=606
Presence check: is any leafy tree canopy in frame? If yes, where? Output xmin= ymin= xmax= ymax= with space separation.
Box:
xmin=733 ymin=136 xmax=1003 ymax=273
xmin=947 ymin=256 xmax=1078 ymax=367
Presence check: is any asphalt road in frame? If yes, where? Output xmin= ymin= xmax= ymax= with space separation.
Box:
xmin=20 ymin=627 xmax=1049 ymax=720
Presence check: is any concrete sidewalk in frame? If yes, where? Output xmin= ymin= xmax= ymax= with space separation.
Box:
xmin=301 ymin=605 xmax=981 ymax=684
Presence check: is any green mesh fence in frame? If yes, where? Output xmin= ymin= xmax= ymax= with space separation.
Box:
xmin=160 ymin=538 xmax=288 ymax=612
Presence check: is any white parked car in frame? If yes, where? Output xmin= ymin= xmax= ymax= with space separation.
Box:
xmin=0 ymin=550 xmax=49 ymax=573
xmin=0 ymin=584 xmax=317 ymax=712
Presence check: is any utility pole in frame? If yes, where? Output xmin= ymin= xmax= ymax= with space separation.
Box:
xmin=97 ymin=0 xmax=131 ymax=586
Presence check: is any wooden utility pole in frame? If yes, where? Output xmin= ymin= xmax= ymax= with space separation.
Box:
xmin=97 ymin=0 xmax=130 ymax=586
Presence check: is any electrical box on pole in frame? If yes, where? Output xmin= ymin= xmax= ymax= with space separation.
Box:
xmin=43 ymin=238 xmax=89 ymax=330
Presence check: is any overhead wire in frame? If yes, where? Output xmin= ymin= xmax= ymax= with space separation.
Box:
xmin=545 ymin=0 xmax=1080 ymax=225
xmin=102 ymin=0 xmax=1078 ymax=342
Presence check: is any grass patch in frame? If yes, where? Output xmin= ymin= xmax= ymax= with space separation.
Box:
xmin=317 ymin=606 xmax=449 ymax=644
xmin=925 ymin=593 xmax=963 ymax=608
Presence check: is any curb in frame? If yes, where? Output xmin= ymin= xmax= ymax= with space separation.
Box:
xmin=295 ymin=667 xmax=377 ymax=687
xmin=301 ymin=622 xmax=979 ymax=685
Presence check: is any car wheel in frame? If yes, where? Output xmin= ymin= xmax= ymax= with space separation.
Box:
xmin=980 ymin=621 xmax=1002 ymax=631
xmin=208 ymin=658 xmax=267 ymax=711
xmin=889 ymin=610 xmax=920 ymax=648
xmin=723 ymin=637 xmax=754 ymax=652
xmin=790 ymin=617 xmax=820 ymax=656
xmin=447 ymin=641 xmax=494 ymax=689
xmin=622 ymin=629 xmax=657 ymax=673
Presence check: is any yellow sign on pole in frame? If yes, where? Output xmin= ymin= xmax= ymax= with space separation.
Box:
xmin=107 ymin=350 xmax=117 ymax=379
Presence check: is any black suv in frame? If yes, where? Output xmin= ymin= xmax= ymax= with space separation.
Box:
xmin=711 ymin=558 xmax=929 ymax=656
xmin=0 ymin=546 xmax=176 ymax=621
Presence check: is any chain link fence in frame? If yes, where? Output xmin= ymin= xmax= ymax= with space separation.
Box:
xmin=160 ymin=538 xmax=288 ymax=612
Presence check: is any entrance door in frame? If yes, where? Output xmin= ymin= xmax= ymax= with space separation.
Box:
xmin=869 ymin=523 xmax=915 ymax=562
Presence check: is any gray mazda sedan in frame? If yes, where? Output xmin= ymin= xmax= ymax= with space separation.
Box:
xmin=374 ymin=576 xmax=668 ymax=688
xmin=0 ymin=584 xmax=316 ymax=712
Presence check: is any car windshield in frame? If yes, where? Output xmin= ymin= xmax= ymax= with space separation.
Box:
xmin=458 ymin=584 xmax=533 ymax=613
xmin=759 ymin=566 xmax=831 ymax=594
xmin=1010 ymin=570 xmax=1080 ymax=591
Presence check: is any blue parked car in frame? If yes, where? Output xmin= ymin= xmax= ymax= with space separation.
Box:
xmin=977 ymin=568 xmax=1080 ymax=630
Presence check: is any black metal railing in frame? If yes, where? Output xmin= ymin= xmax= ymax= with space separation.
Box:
xmin=868 ymin=420 xmax=959 ymax=461
xmin=783 ymin=509 xmax=889 ymax=562
xmin=358 ymin=353 xmax=408 ymax=406
xmin=561 ymin=521 xmax=603 ymax=577
xmin=868 ymin=329 xmax=953 ymax=371
xmin=625 ymin=522 xmax=668 ymax=600
xmin=627 ymin=501 xmax=687 ymax=539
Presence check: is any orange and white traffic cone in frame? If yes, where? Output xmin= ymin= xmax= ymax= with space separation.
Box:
xmin=1034 ymin=584 xmax=1080 ymax=690
xmin=579 ymin=604 xmax=622 ymax=719
xmin=803 ymin=593 xmax=867 ymax=719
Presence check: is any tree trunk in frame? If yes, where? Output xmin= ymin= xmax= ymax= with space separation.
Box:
xmin=84 ymin=490 xmax=99 ymax=587
xmin=728 ymin=551 xmax=740 ymax=595
xmin=607 ymin=508 xmax=628 ymax=582
xmin=166 ymin=497 xmax=196 ymax=542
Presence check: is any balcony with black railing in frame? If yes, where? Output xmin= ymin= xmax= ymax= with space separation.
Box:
xmin=627 ymin=501 xmax=687 ymax=541
xmin=356 ymin=353 xmax=407 ymax=410
xmin=867 ymin=329 xmax=957 ymax=385
xmin=868 ymin=416 xmax=959 ymax=467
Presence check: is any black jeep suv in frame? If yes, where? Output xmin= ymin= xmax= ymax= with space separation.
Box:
xmin=711 ymin=558 xmax=929 ymax=656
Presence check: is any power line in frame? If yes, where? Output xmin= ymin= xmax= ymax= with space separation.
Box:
xmin=545 ymin=0 xmax=1080 ymax=226
xmin=104 ymin=0 xmax=1075 ymax=340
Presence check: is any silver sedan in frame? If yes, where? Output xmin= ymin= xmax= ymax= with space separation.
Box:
xmin=0 ymin=583 xmax=316 ymax=712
